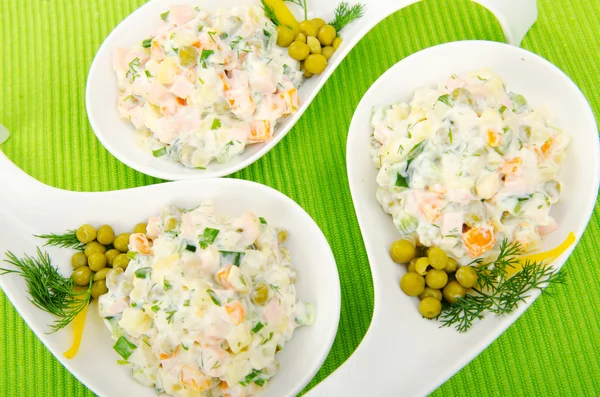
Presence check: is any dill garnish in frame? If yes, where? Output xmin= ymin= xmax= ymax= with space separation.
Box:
xmin=260 ymin=0 xmax=281 ymax=26
xmin=440 ymin=239 xmax=566 ymax=332
xmin=0 ymin=248 xmax=92 ymax=333
xmin=35 ymin=229 xmax=84 ymax=251
xmin=329 ymin=2 xmax=365 ymax=33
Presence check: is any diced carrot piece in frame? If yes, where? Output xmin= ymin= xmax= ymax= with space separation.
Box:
xmin=216 ymin=265 xmax=232 ymax=289
xmin=486 ymin=129 xmax=502 ymax=147
xmin=541 ymin=138 xmax=553 ymax=156
xmin=159 ymin=345 xmax=180 ymax=360
xmin=130 ymin=233 xmax=151 ymax=255
xmin=218 ymin=73 xmax=229 ymax=91
xmin=248 ymin=120 xmax=272 ymax=143
xmin=463 ymin=226 xmax=496 ymax=257
xmin=175 ymin=96 xmax=186 ymax=106
xmin=191 ymin=40 xmax=202 ymax=49
xmin=180 ymin=365 xmax=211 ymax=391
xmin=225 ymin=301 xmax=246 ymax=325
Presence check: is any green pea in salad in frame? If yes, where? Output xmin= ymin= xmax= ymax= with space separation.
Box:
xmin=99 ymin=202 xmax=314 ymax=396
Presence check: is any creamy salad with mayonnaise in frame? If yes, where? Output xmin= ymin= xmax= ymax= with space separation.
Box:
xmin=371 ymin=69 xmax=569 ymax=263
xmin=113 ymin=4 xmax=303 ymax=168
xmin=99 ymin=202 xmax=314 ymax=397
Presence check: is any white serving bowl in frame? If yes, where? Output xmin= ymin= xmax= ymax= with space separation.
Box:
xmin=305 ymin=40 xmax=599 ymax=397
xmin=85 ymin=0 xmax=534 ymax=180
xmin=0 ymin=151 xmax=340 ymax=397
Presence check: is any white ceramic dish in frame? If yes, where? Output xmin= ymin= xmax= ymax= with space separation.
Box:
xmin=0 ymin=150 xmax=340 ymax=397
xmin=305 ymin=41 xmax=599 ymax=397
xmin=86 ymin=0 xmax=537 ymax=180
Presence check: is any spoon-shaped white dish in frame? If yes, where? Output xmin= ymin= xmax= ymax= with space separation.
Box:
xmin=0 ymin=150 xmax=340 ymax=397
xmin=86 ymin=0 xmax=537 ymax=180
xmin=306 ymin=41 xmax=599 ymax=397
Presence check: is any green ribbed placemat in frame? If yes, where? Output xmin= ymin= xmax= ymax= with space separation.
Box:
xmin=1 ymin=0 xmax=599 ymax=396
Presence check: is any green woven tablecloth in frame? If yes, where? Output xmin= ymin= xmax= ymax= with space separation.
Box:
xmin=1 ymin=0 xmax=599 ymax=395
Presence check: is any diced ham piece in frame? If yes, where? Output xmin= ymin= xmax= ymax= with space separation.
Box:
xmin=169 ymin=5 xmax=195 ymax=26
xmin=442 ymin=212 xmax=464 ymax=236
xmin=538 ymin=217 xmax=558 ymax=235
xmin=129 ymin=106 xmax=145 ymax=129
xmin=170 ymin=76 xmax=195 ymax=99
xmin=112 ymin=48 xmax=129 ymax=72
xmin=147 ymin=82 xmax=174 ymax=106
xmin=226 ymin=87 xmax=256 ymax=119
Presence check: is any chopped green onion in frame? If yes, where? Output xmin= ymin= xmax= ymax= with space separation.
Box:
xmin=211 ymin=118 xmax=221 ymax=130
xmin=219 ymin=250 xmax=245 ymax=267
xmin=152 ymin=147 xmax=167 ymax=157
xmin=199 ymin=228 xmax=220 ymax=249
xmin=183 ymin=300 xmax=190 ymax=307
xmin=164 ymin=279 xmax=172 ymax=291
xmin=151 ymin=305 xmax=160 ymax=312
xmin=160 ymin=11 xmax=169 ymax=21
xmin=252 ymin=322 xmax=265 ymax=333
xmin=499 ymin=105 xmax=507 ymax=114
xmin=263 ymin=29 xmax=271 ymax=38
xmin=436 ymin=94 xmax=454 ymax=107
xmin=134 ymin=267 xmax=152 ymax=279
xmin=181 ymin=344 xmax=189 ymax=351
xmin=127 ymin=251 xmax=138 ymax=260
xmin=395 ymin=174 xmax=409 ymax=188
xmin=254 ymin=378 xmax=266 ymax=387
xmin=259 ymin=217 xmax=267 ymax=225
xmin=113 ymin=336 xmax=136 ymax=359
xmin=220 ymin=33 xmax=228 ymax=40
xmin=185 ymin=244 xmax=196 ymax=252
xmin=142 ymin=38 xmax=152 ymax=48
xmin=206 ymin=289 xmax=221 ymax=306
xmin=144 ymin=70 xmax=152 ymax=78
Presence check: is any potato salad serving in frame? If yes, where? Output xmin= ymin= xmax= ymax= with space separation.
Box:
xmin=113 ymin=4 xmax=303 ymax=169
xmin=371 ymin=69 xmax=570 ymax=264
xmin=98 ymin=202 xmax=314 ymax=397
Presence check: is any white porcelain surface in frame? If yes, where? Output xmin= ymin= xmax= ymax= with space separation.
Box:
xmin=0 ymin=152 xmax=341 ymax=397
xmin=86 ymin=0 xmax=536 ymax=180
xmin=305 ymin=41 xmax=600 ymax=397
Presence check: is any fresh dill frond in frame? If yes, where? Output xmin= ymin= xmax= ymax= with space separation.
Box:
xmin=284 ymin=0 xmax=308 ymax=21
xmin=440 ymin=239 xmax=566 ymax=332
xmin=35 ymin=229 xmax=84 ymax=251
xmin=0 ymin=248 xmax=92 ymax=333
xmin=329 ymin=2 xmax=365 ymax=33
xmin=261 ymin=0 xmax=281 ymax=26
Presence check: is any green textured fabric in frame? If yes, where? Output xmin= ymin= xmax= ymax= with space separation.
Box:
xmin=1 ymin=0 xmax=599 ymax=396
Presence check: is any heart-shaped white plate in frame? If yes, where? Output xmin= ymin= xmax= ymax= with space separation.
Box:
xmin=304 ymin=40 xmax=599 ymax=397
xmin=0 ymin=150 xmax=340 ymax=397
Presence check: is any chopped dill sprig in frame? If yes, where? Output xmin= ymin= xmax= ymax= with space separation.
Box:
xmin=261 ymin=0 xmax=281 ymax=26
xmin=440 ymin=239 xmax=566 ymax=333
xmin=0 ymin=248 xmax=92 ymax=333
xmin=35 ymin=229 xmax=84 ymax=251
xmin=329 ymin=2 xmax=365 ymax=33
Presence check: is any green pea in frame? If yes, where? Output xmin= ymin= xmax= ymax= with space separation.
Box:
xmin=317 ymin=24 xmax=336 ymax=46
xmin=400 ymin=272 xmax=425 ymax=296
xmin=444 ymin=257 xmax=458 ymax=273
xmin=114 ymin=233 xmax=131 ymax=253
xmin=420 ymin=287 xmax=442 ymax=301
xmin=312 ymin=18 xmax=326 ymax=29
xmin=113 ymin=254 xmax=130 ymax=270
xmin=88 ymin=252 xmax=107 ymax=272
xmin=288 ymin=41 xmax=309 ymax=61
xmin=321 ymin=46 xmax=335 ymax=60
xmin=443 ymin=280 xmax=467 ymax=304
xmin=425 ymin=269 xmax=448 ymax=289
xmin=428 ymin=247 xmax=449 ymax=269
xmin=419 ymin=297 xmax=442 ymax=318
xmin=94 ymin=268 xmax=110 ymax=281
xmin=71 ymin=252 xmax=88 ymax=269
xmin=294 ymin=32 xmax=307 ymax=43
xmin=76 ymin=224 xmax=96 ymax=244
xmin=105 ymin=249 xmax=120 ymax=267
xmin=306 ymin=36 xmax=321 ymax=54
xmin=85 ymin=241 xmax=106 ymax=257
xmin=276 ymin=25 xmax=295 ymax=47
xmin=456 ymin=266 xmax=478 ymax=289
xmin=133 ymin=223 xmax=148 ymax=234
xmin=304 ymin=54 xmax=327 ymax=74
xmin=72 ymin=266 xmax=92 ymax=287
xmin=91 ymin=280 xmax=109 ymax=299
xmin=333 ymin=36 xmax=342 ymax=50
xmin=298 ymin=20 xmax=318 ymax=38
xmin=415 ymin=257 xmax=430 ymax=275
xmin=96 ymin=225 xmax=115 ymax=246
xmin=390 ymin=239 xmax=416 ymax=264
xmin=407 ymin=259 xmax=417 ymax=273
